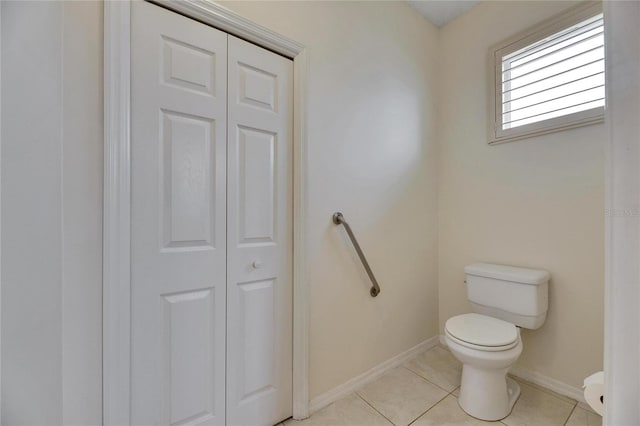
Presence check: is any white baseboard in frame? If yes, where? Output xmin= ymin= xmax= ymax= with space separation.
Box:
xmin=508 ymin=365 xmax=586 ymax=405
xmin=439 ymin=334 xmax=447 ymax=347
xmin=309 ymin=335 xmax=441 ymax=414
xmin=438 ymin=335 xmax=587 ymax=405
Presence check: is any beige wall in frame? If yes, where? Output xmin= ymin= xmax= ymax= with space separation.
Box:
xmin=1 ymin=1 xmax=103 ymax=424
xmin=1 ymin=1 xmax=439 ymax=420
xmin=438 ymin=1 xmax=605 ymax=389
xmin=219 ymin=1 xmax=440 ymax=399
xmin=0 ymin=0 xmax=607 ymax=422
xmin=603 ymin=2 xmax=640 ymax=422
xmin=61 ymin=2 xmax=103 ymax=423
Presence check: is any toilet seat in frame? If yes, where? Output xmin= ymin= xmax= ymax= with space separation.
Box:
xmin=445 ymin=313 xmax=519 ymax=352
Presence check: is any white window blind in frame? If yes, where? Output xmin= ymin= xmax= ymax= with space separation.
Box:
xmin=489 ymin=4 xmax=605 ymax=144
xmin=502 ymin=13 xmax=604 ymax=130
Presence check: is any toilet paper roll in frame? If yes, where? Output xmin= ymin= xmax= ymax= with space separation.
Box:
xmin=583 ymin=371 xmax=604 ymax=416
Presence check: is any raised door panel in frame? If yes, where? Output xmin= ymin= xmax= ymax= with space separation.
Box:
xmin=237 ymin=63 xmax=278 ymax=112
xmin=131 ymin=2 xmax=227 ymax=425
xmin=162 ymin=36 xmax=217 ymax=96
xmin=162 ymin=289 xmax=217 ymax=425
xmin=226 ymin=35 xmax=294 ymax=426
xmin=237 ymin=126 xmax=277 ymax=245
xmin=236 ymin=279 xmax=276 ymax=403
xmin=162 ymin=111 xmax=217 ymax=250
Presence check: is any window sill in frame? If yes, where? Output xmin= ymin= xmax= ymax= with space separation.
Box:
xmin=488 ymin=107 xmax=605 ymax=145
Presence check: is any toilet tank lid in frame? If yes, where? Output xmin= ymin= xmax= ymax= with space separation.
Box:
xmin=464 ymin=263 xmax=550 ymax=285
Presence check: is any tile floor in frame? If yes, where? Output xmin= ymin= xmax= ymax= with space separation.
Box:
xmin=282 ymin=346 xmax=602 ymax=426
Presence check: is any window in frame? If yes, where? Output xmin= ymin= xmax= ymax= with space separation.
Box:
xmin=489 ymin=3 xmax=604 ymax=144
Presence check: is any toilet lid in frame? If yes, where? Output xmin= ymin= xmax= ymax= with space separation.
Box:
xmin=445 ymin=313 xmax=518 ymax=347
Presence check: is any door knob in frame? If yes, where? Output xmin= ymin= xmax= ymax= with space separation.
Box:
xmin=252 ymin=260 xmax=263 ymax=269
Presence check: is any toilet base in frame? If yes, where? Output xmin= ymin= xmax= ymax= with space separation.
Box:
xmin=458 ymin=366 xmax=521 ymax=421
xmin=506 ymin=377 xmax=521 ymax=409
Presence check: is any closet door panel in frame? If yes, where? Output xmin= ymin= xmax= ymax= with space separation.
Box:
xmin=131 ymin=2 xmax=227 ymax=425
xmin=227 ymin=35 xmax=294 ymax=426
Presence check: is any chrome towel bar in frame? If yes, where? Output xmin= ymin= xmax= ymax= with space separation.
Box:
xmin=333 ymin=212 xmax=381 ymax=297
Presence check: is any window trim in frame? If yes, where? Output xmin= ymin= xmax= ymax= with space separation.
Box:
xmin=488 ymin=2 xmax=604 ymax=145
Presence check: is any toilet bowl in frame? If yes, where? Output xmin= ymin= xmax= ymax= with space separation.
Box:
xmin=449 ymin=263 xmax=550 ymax=421
xmin=445 ymin=313 xmax=523 ymax=420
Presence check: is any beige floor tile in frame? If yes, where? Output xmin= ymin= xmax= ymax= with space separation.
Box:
xmin=452 ymin=386 xmax=460 ymax=397
xmin=357 ymin=367 xmax=448 ymax=426
xmin=412 ymin=394 xmax=499 ymax=426
xmin=405 ymin=346 xmax=462 ymax=392
xmin=575 ymin=402 xmax=599 ymax=414
xmin=564 ymin=406 xmax=602 ymax=426
xmin=283 ymin=394 xmax=391 ymax=426
xmin=508 ymin=376 xmax=576 ymax=405
xmin=502 ymin=381 xmax=576 ymax=426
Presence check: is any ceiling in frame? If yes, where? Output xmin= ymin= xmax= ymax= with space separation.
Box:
xmin=406 ymin=1 xmax=480 ymax=27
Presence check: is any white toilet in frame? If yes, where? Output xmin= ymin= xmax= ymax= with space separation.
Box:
xmin=445 ymin=263 xmax=549 ymax=421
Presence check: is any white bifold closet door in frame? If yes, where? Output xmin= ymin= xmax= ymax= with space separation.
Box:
xmin=226 ymin=34 xmax=293 ymax=426
xmin=130 ymin=2 xmax=293 ymax=425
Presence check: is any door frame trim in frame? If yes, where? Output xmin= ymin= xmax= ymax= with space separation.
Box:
xmin=103 ymin=1 xmax=310 ymax=423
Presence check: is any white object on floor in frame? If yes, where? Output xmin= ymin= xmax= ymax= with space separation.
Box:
xmin=445 ymin=263 xmax=549 ymax=421
xmin=583 ymin=371 xmax=604 ymax=416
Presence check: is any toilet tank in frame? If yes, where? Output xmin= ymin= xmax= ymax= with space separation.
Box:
xmin=464 ymin=263 xmax=549 ymax=329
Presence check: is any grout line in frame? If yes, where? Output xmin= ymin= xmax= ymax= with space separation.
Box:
xmin=508 ymin=374 xmax=579 ymax=406
xmin=355 ymin=393 xmax=395 ymax=425
xmin=355 ymin=352 xmax=460 ymax=426
xmin=517 ymin=381 xmax=578 ymax=412
xmin=406 ymin=392 xmax=451 ymax=426
xmin=563 ymin=403 xmax=578 ymax=426
xmin=313 ymin=341 xmax=584 ymax=426
xmin=400 ymin=365 xmax=458 ymax=395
